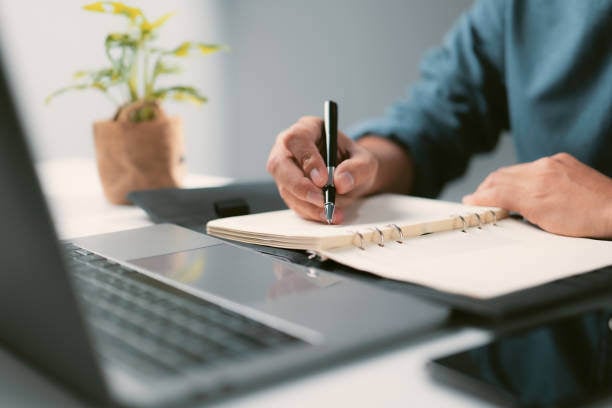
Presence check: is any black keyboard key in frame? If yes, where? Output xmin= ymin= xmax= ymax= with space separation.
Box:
xmin=94 ymin=331 xmax=171 ymax=377
xmin=62 ymin=242 xmax=304 ymax=377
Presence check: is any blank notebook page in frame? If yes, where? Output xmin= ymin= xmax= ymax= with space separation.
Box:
xmin=321 ymin=218 xmax=612 ymax=298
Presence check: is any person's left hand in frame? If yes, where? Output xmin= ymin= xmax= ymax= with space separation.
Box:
xmin=462 ymin=153 xmax=612 ymax=238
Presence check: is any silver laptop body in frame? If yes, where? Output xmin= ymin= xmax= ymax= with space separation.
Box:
xmin=0 ymin=45 xmax=447 ymax=407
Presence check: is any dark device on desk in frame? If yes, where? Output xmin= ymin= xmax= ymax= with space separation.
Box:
xmin=128 ymin=182 xmax=287 ymax=230
xmin=430 ymin=306 xmax=612 ymax=407
xmin=0 ymin=41 xmax=448 ymax=406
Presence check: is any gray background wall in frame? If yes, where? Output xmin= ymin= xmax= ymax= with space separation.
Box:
xmin=1 ymin=0 xmax=515 ymax=202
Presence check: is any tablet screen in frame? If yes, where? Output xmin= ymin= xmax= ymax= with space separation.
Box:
xmin=432 ymin=307 xmax=612 ymax=407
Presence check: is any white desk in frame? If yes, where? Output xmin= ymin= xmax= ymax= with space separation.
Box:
xmin=2 ymin=158 xmax=498 ymax=407
xmin=37 ymin=158 xmax=230 ymax=239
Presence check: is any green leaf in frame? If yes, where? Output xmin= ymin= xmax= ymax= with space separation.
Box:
xmin=105 ymin=33 xmax=137 ymax=69
xmin=197 ymin=43 xmax=228 ymax=55
xmin=83 ymin=2 xmax=144 ymax=23
xmin=171 ymin=42 xmax=191 ymax=57
xmin=152 ymin=58 xmax=182 ymax=80
xmin=106 ymin=32 xmax=137 ymax=47
xmin=70 ymin=68 xmax=122 ymax=86
xmin=50 ymin=3 xmax=228 ymax=108
xmin=152 ymin=86 xmax=208 ymax=105
xmin=140 ymin=12 xmax=174 ymax=33
xmin=167 ymin=42 xmax=228 ymax=57
xmin=45 ymin=83 xmax=105 ymax=104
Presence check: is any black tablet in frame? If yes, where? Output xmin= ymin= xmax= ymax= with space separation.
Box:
xmin=430 ymin=307 xmax=612 ymax=407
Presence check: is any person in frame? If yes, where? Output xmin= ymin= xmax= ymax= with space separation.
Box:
xmin=266 ymin=0 xmax=612 ymax=238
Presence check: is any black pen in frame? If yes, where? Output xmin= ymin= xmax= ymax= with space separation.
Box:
xmin=323 ymin=100 xmax=337 ymax=224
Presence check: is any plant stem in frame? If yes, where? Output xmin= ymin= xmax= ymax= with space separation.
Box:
xmin=128 ymin=59 xmax=139 ymax=102
xmin=119 ymin=47 xmax=131 ymax=103
xmin=144 ymin=45 xmax=150 ymax=99
xmin=149 ymin=55 xmax=162 ymax=96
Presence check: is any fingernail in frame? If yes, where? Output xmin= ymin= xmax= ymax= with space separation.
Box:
xmin=337 ymin=172 xmax=354 ymax=190
xmin=307 ymin=190 xmax=322 ymax=205
xmin=310 ymin=168 xmax=322 ymax=183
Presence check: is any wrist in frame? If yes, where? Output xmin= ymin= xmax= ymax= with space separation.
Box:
xmin=357 ymin=135 xmax=414 ymax=195
xmin=604 ymin=193 xmax=612 ymax=239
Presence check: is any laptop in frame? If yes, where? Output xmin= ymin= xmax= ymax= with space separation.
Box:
xmin=0 ymin=47 xmax=448 ymax=406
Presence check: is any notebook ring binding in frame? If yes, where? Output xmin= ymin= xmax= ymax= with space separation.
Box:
xmin=386 ymin=224 xmax=404 ymax=243
xmin=372 ymin=227 xmax=384 ymax=247
xmin=352 ymin=231 xmax=366 ymax=250
xmin=489 ymin=210 xmax=497 ymax=226
xmin=474 ymin=213 xmax=483 ymax=229
xmin=457 ymin=215 xmax=467 ymax=232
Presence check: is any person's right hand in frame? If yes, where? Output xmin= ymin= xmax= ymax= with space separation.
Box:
xmin=266 ymin=116 xmax=380 ymax=224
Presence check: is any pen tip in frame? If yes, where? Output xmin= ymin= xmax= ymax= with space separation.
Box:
xmin=324 ymin=203 xmax=335 ymax=224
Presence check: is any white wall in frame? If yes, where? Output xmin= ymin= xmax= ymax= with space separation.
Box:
xmin=223 ymin=0 xmax=475 ymax=179
xmin=222 ymin=0 xmax=515 ymax=200
xmin=1 ymin=0 xmax=516 ymax=199
xmin=0 ymin=0 xmax=231 ymax=174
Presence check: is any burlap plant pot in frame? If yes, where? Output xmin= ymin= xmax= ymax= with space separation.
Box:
xmin=93 ymin=101 xmax=185 ymax=204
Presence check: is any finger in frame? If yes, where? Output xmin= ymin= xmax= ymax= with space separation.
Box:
xmin=278 ymin=186 xmax=325 ymax=221
xmin=462 ymin=183 xmax=521 ymax=212
xmin=269 ymin=147 xmax=347 ymax=223
xmin=473 ymin=164 xmax=522 ymax=191
xmin=464 ymin=167 xmax=515 ymax=204
xmin=273 ymin=158 xmax=324 ymax=206
xmin=324 ymin=196 xmax=353 ymax=224
xmin=282 ymin=118 xmax=328 ymax=186
xmin=333 ymin=148 xmax=375 ymax=195
xmin=292 ymin=116 xmax=325 ymax=142
xmin=284 ymin=136 xmax=327 ymax=187
xmin=277 ymin=183 xmax=326 ymax=222
xmin=279 ymin=184 xmax=345 ymax=224
xmin=335 ymin=131 xmax=355 ymax=162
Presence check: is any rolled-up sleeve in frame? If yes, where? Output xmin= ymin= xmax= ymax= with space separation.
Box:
xmin=348 ymin=0 xmax=509 ymax=198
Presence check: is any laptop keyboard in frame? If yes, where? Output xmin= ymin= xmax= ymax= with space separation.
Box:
xmin=62 ymin=243 xmax=303 ymax=378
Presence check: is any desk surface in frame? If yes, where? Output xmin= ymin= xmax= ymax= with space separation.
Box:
xmin=3 ymin=158 xmax=503 ymax=407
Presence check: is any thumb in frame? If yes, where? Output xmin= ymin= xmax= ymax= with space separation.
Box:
xmin=333 ymin=145 xmax=377 ymax=195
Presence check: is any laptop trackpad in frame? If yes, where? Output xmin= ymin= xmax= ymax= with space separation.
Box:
xmin=128 ymin=244 xmax=342 ymax=305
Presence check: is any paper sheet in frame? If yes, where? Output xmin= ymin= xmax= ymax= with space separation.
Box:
xmin=207 ymin=194 xmax=498 ymax=247
xmin=321 ymin=218 xmax=612 ymax=298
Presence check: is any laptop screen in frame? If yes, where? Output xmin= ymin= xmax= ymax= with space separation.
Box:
xmin=0 ymin=43 xmax=109 ymax=402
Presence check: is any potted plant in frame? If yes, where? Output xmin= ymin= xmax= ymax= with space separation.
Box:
xmin=47 ymin=1 xmax=226 ymax=204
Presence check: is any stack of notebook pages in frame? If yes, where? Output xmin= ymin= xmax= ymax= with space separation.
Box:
xmin=207 ymin=194 xmax=612 ymax=299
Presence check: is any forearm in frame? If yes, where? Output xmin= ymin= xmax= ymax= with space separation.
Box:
xmin=604 ymin=191 xmax=612 ymax=239
xmin=357 ymin=135 xmax=415 ymax=195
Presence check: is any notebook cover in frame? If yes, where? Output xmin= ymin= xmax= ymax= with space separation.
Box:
xmin=128 ymin=182 xmax=612 ymax=319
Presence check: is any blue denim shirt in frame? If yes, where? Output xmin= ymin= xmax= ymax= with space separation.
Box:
xmin=348 ymin=0 xmax=612 ymax=198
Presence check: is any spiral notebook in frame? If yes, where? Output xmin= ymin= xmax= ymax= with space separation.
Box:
xmin=206 ymin=194 xmax=612 ymax=299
